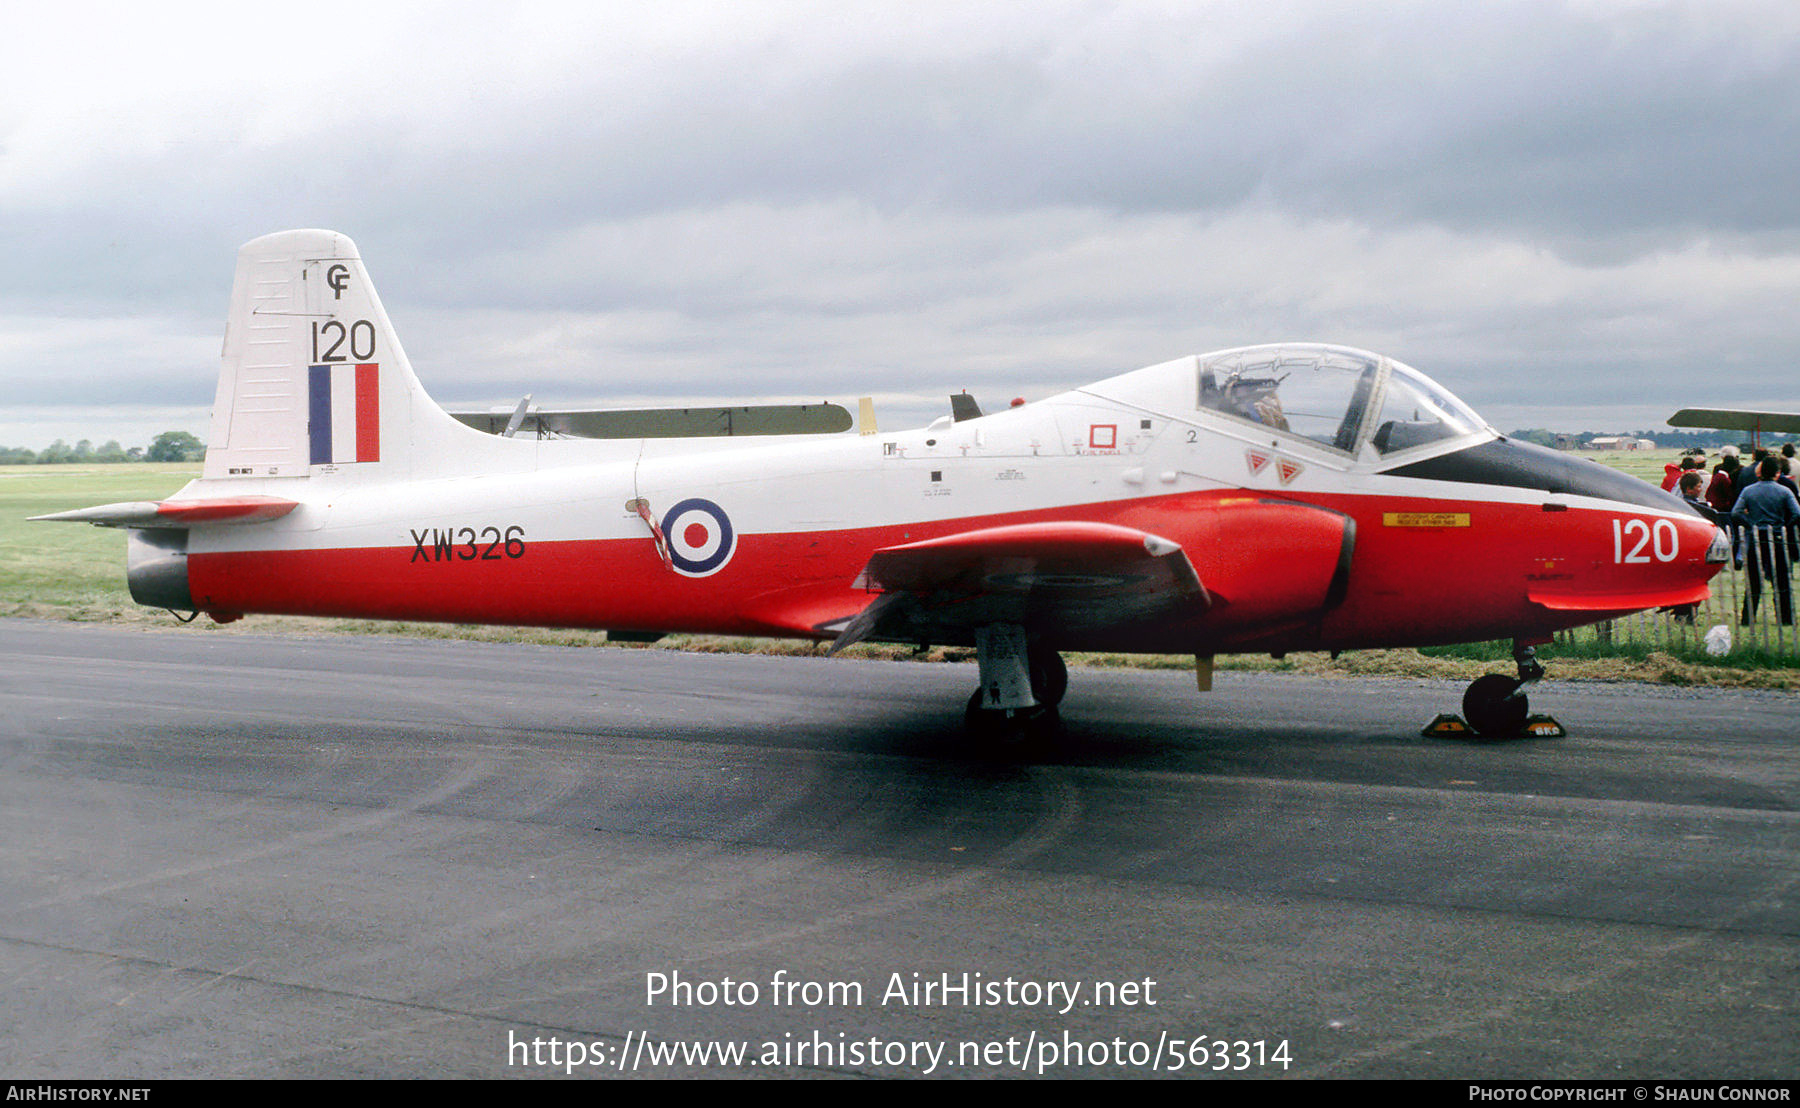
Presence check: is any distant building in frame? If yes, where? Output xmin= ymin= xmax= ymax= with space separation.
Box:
xmin=1584 ymin=436 xmax=1652 ymax=451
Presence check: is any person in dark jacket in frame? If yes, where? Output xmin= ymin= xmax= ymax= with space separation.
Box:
xmin=1731 ymin=456 xmax=1800 ymax=625
xmin=1731 ymin=448 xmax=1767 ymax=508
xmin=1680 ymin=471 xmax=1724 ymax=524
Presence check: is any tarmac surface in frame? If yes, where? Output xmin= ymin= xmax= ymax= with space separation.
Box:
xmin=0 ymin=618 xmax=1795 ymax=1079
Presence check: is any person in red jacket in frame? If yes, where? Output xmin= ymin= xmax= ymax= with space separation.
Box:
xmin=1663 ymin=454 xmax=1702 ymax=492
xmin=1707 ymin=446 xmax=1742 ymax=512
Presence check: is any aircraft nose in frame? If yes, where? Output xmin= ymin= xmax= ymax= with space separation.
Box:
xmin=1557 ymin=448 xmax=1698 ymax=514
xmin=1689 ymin=512 xmax=1733 ymax=574
xmin=1383 ymin=436 xmax=1698 ymax=515
xmin=1557 ymin=451 xmax=1727 ymax=583
xmin=1380 ymin=436 xmax=1727 ymax=596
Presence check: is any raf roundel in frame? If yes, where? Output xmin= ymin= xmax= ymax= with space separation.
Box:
xmin=660 ymin=498 xmax=737 ymax=577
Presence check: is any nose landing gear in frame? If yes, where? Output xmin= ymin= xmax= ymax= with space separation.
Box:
xmin=1462 ymin=674 xmax=1530 ymax=738
xmin=1429 ymin=640 xmax=1565 ymax=740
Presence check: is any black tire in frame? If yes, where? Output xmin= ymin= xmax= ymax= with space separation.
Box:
xmin=1463 ymin=674 xmax=1528 ymax=738
xmin=964 ymin=689 xmax=1058 ymax=748
xmin=965 ymin=688 xmax=990 ymax=731
xmin=1029 ymin=646 xmax=1068 ymax=709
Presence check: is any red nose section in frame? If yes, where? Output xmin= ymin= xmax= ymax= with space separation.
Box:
xmin=1528 ymin=510 xmax=1722 ymax=613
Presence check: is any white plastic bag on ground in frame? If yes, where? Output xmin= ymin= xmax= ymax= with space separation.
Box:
xmin=1704 ymin=624 xmax=1732 ymax=656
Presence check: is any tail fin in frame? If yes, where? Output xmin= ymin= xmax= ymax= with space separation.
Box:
xmin=203 ymin=229 xmax=472 ymax=481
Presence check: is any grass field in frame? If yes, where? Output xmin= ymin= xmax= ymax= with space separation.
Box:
xmin=4 ymin=457 xmax=1794 ymax=689
xmin=1581 ymin=449 xmax=1667 ymax=481
xmin=0 ymin=464 xmax=198 ymax=619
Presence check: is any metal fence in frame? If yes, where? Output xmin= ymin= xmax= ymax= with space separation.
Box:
xmin=1553 ymin=524 xmax=1798 ymax=659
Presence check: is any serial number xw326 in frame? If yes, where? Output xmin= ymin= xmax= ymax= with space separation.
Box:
xmin=410 ymin=525 xmax=526 ymax=563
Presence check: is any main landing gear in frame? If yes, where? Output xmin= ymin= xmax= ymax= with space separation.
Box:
xmin=963 ymin=624 xmax=1066 ymax=744
xmin=1437 ymin=640 xmax=1564 ymax=740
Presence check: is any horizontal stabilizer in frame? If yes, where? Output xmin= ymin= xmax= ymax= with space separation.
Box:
xmin=30 ymin=496 xmax=299 ymax=528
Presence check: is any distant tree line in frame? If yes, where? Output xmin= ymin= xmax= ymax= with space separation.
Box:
xmin=1508 ymin=428 xmax=1799 ymax=450
xmin=0 ymin=431 xmax=205 ymax=465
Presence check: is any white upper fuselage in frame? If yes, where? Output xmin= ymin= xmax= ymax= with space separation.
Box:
xmin=174 ymin=347 xmax=1687 ymax=562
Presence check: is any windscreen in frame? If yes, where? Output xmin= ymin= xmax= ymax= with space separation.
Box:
xmin=1369 ymin=362 xmax=1487 ymax=455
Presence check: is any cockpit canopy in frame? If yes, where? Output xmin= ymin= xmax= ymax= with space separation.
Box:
xmin=1196 ymin=344 xmax=1488 ymax=458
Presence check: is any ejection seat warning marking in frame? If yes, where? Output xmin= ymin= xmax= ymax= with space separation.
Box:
xmin=1383 ymin=513 xmax=1471 ymax=528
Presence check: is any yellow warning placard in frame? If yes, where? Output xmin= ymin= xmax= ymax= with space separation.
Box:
xmin=1383 ymin=512 xmax=1471 ymax=528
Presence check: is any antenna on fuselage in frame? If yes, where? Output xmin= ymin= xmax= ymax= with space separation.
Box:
xmin=950 ymin=392 xmax=983 ymax=422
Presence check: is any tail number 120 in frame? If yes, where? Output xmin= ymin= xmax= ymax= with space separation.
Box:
xmin=1613 ymin=517 xmax=1679 ymax=564
xmin=312 ymin=320 xmax=376 ymax=363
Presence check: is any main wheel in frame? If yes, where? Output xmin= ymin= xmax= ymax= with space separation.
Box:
xmin=1462 ymin=674 xmax=1528 ymax=738
xmin=964 ymin=690 xmax=1058 ymax=747
xmin=1029 ymin=646 xmax=1068 ymax=709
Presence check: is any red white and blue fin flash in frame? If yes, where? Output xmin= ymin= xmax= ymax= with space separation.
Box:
xmin=309 ymin=363 xmax=380 ymax=465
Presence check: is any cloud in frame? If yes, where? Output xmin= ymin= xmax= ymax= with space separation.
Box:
xmin=4 ymin=0 xmax=1800 ymax=447
xmin=394 ymin=202 xmax=1800 ymax=429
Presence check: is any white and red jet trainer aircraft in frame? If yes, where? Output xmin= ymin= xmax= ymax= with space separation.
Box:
xmin=37 ymin=230 xmax=1727 ymax=738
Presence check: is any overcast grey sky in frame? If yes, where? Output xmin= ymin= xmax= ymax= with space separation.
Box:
xmin=2 ymin=0 xmax=1797 ymax=449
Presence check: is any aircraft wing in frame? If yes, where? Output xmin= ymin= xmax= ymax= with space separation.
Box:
xmin=1666 ymin=408 xmax=1800 ymax=435
xmin=830 ymin=521 xmax=1208 ymax=651
xmin=449 ymin=402 xmax=853 ymax=439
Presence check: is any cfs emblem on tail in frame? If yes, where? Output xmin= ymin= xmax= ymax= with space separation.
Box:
xmin=34 ymin=229 xmax=1728 ymax=743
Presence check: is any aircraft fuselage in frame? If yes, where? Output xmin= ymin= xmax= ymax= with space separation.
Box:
xmin=174 ymin=380 xmax=1720 ymax=657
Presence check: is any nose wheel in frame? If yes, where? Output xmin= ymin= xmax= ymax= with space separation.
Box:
xmin=1462 ymin=673 xmax=1530 ymax=738
xmin=1438 ymin=641 xmax=1562 ymax=740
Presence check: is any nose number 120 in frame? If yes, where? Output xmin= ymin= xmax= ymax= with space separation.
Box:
xmin=1613 ymin=517 xmax=1679 ymax=564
